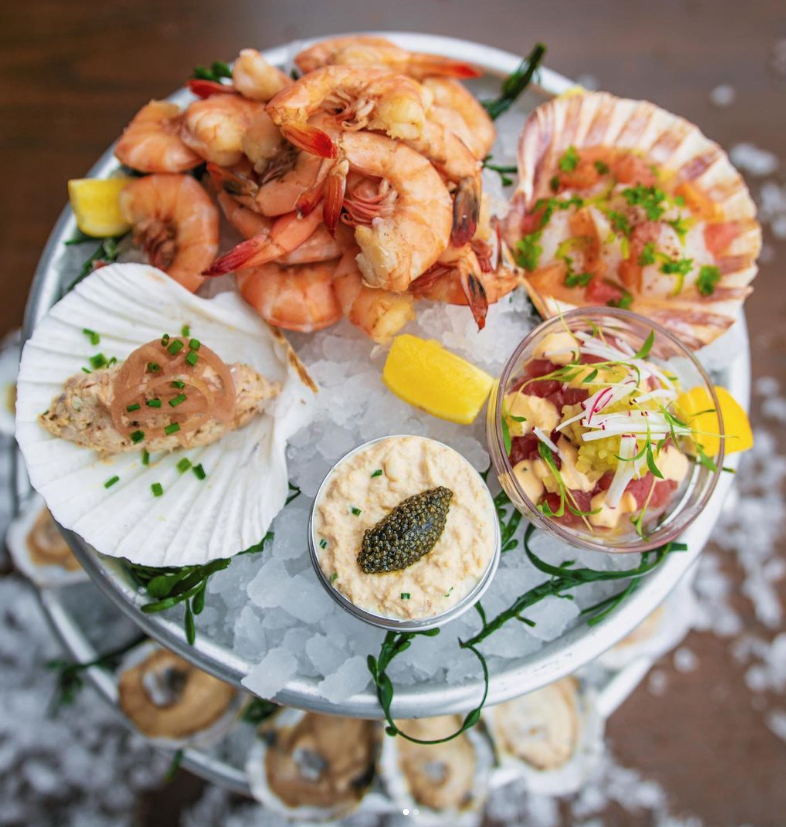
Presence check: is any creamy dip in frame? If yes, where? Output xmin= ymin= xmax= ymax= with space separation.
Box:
xmin=314 ymin=436 xmax=497 ymax=622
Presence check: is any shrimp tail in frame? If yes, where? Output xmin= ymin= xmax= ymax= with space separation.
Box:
xmin=281 ymin=123 xmax=337 ymax=159
xmin=460 ymin=267 xmax=489 ymax=331
xmin=322 ymin=160 xmax=348 ymax=235
xmin=451 ymin=176 xmax=480 ymax=247
xmin=206 ymin=162 xmax=258 ymax=198
xmin=295 ymin=157 xmax=333 ymax=217
xmin=187 ymin=79 xmax=236 ymax=98
xmin=203 ymin=235 xmax=275 ymax=276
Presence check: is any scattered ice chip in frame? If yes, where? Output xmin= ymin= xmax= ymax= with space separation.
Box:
xmin=242 ymin=647 xmax=298 ymax=699
xmin=729 ymin=142 xmax=779 ymax=177
xmin=673 ymin=646 xmax=698 ymax=672
xmin=317 ymin=656 xmax=371 ymax=703
xmin=709 ymin=84 xmax=736 ymax=107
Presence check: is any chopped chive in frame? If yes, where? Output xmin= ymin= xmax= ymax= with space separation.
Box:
xmin=164 ymin=423 xmax=180 ymax=436
xmin=141 ymin=449 xmax=150 ymax=466
xmin=130 ymin=430 xmax=145 ymax=444
xmin=82 ymin=328 xmax=100 ymax=346
xmin=401 ymin=592 xmax=411 ymax=600
xmin=329 ymin=572 xmax=338 ymax=582
xmin=188 ymin=338 xmax=201 ymax=351
xmin=104 ymin=475 xmax=119 ymax=489
xmin=169 ymin=393 xmax=187 ymax=408
xmin=371 ymin=469 xmax=383 ymax=478
xmin=161 ymin=333 xmax=171 ymax=345
xmin=107 ymin=356 xmax=117 ymax=366
xmin=151 ymin=482 xmax=164 ymax=497
xmin=181 ymin=325 xmax=190 ymax=337
xmin=176 ymin=457 xmax=192 ymax=473
xmin=168 ymin=340 xmax=184 ymax=355
xmin=444 ymin=586 xmax=454 ymax=598
xmin=319 ymin=538 xmax=328 ymax=549
xmin=89 ymin=353 xmax=107 ymax=369
xmin=81 ymin=367 xmax=91 ymax=374
xmin=147 ymin=362 xmax=160 ymax=372
xmin=171 ymin=380 xmax=185 ymax=389
xmin=185 ymin=351 xmax=199 ymax=367
xmin=126 ymin=403 xmax=141 ymax=412
xmin=145 ymin=398 xmax=162 ymax=408
xmin=350 ymin=506 xmax=361 ymax=516
xmin=192 ymin=464 xmax=206 ymax=480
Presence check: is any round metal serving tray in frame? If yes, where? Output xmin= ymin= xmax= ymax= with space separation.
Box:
xmin=21 ymin=32 xmax=750 ymax=719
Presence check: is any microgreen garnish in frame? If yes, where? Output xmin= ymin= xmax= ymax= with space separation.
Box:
xmin=65 ymin=236 xmax=124 ymax=294
xmin=46 ymin=634 xmax=145 ymax=714
xmin=638 ymin=242 xmax=656 ymax=266
xmin=191 ymin=60 xmax=232 ymax=83
xmin=104 ymin=476 xmax=119 ymax=489
xmin=82 ymin=328 xmax=100 ymax=345
xmin=130 ymin=430 xmax=145 ymax=444
xmin=607 ymin=288 xmax=633 ymax=309
xmin=176 ymin=458 xmax=192 ymax=473
xmin=565 ymin=270 xmax=593 ymax=288
xmin=164 ymin=423 xmax=180 ymax=435
xmin=81 ymin=367 xmax=91 ymax=374
xmin=371 ymin=469 xmax=383 ymax=478
xmin=667 ymin=214 xmax=691 ymax=242
xmin=482 ymin=42 xmax=546 ymax=120
xmin=559 ymin=145 xmax=580 ymax=172
xmin=697 ymin=265 xmax=721 ymax=296
xmin=286 ymin=481 xmax=301 ymax=505
xmin=582 ymin=368 xmax=599 ymax=384
xmin=622 ymin=185 xmax=667 ymax=221
xmin=633 ymin=329 xmax=656 ymax=360
xmin=89 ymin=353 xmax=107 ymax=370
xmin=482 ymin=155 xmax=517 ymax=186
xmin=151 ymin=482 xmax=164 ymax=497
xmin=192 ymin=464 xmax=206 ymax=480
xmin=125 ymin=532 xmax=273 ymax=645
xmin=500 ymin=414 xmax=512 ymax=455
xmin=608 ymin=210 xmax=631 ymax=237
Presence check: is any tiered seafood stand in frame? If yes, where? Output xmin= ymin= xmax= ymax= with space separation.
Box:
xmin=11 ymin=33 xmax=750 ymax=817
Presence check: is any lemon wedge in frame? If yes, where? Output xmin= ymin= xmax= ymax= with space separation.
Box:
xmin=382 ymin=334 xmax=493 ymax=425
xmin=68 ymin=177 xmax=133 ymax=237
xmin=676 ymin=385 xmax=753 ymax=456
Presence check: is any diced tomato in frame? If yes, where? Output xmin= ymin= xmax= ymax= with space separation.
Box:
xmin=560 ymin=161 xmax=601 ymax=191
xmin=704 ymin=221 xmax=739 ymax=257
xmin=585 ymin=277 xmax=625 ymax=305
xmin=612 ymin=153 xmax=658 ymax=186
xmin=520 ymin=207 xmax=546 ymax=235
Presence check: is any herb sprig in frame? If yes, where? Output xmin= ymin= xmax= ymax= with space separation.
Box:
xmin=192 ymin=60 xmax=232 ymax=83
xmin=482 ymin=43 xmax=547 ymax=120
xmin=65 ymin=235 xmax=125 ymax=294
xmin=482 ymin=156 xmax=517 ymax=187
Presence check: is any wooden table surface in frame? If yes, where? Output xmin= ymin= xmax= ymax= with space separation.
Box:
xmin=3 ymin=1 xmax=785 ymax=824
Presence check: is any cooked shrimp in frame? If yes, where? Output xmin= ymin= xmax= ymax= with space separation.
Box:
xmin=333 ymin=249 xmax=415 ymax=343
xmin=115 ymin=100 xmax=202 ymax=173
xmin=232 ymin=48 xmax=292 ymax=101
xmin=410 ymin=244 xmax=519 ymax=330
xmin=241 ymin=110 xmax=285 ymax=173
xmin=295 ymin=36 xmax=480 ymax=80
xmin=266 ymin=66 xmax=430 ymax=159
xmin=321 ymin=131 xmax=452 ymax=292
xmin=235 ymin=260 xmax=342 ymax=332
xmin=120 ymin=174 xmax=219 ymax=293
xmin=422 ymin=78 xmax=496 ymax=159
xmin=181 ymin=94 xmax=264 ymax=167
xmin=279 ymin=223 xmax=353 ymax=265
xmin=204 ymin=206 xmax=325 ymax=275
xmin=217 ymin=191 xmax=272 ymax=239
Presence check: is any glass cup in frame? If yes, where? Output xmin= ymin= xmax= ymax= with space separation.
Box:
xmin=486 ymin=308 xmax=724 ymax=554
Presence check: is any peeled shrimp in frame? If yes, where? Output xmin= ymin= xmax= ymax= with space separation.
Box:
xmin=266 ymin=66 xmax=430 ymax=158
xmin=235 ymin=260 xmax=342 ymax=332
xmin=115 ymin=100 xmax=202 ymax=173
xmin=120 ymin=174 xmax=219 ymax=293
xmin=333 ymin=249 xmax=415 ymax=343
xmin=232 ymin=48 xmax=292 ymax=101
xmin=410 ymin=244 xmax=519 ymax=330
xmin=422 ymin=78 xmax=496 ymax=159
xmin=204 ymin=205 xmax=325 ymax=275
xmin=181 ymin=94 xmax=264 ymax=167
xmin=295 ymin=36 xmax=480 ymax=80
xmin=323 ymin=131 xmax=452 ymax=292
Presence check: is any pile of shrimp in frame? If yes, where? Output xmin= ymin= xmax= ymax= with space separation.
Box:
xmin=113 ymin=37 xmax=521 ymax=342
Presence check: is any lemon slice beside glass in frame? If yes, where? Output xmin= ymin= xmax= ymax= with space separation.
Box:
xmin=68 ymin=177 xmax=133 ymax=237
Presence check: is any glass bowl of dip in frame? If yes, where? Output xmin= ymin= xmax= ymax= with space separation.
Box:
xmin=308 ymin=435 xmax=501 ymax=631
xmin=487 ymin=308 xmax=724 ymax=554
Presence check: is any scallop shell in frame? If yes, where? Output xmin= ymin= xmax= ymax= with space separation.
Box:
xmin=245 ymin=708 xmax=386 ymax=822
xmin=5 ymin=493 xmax=89 ymax=588
xmin=15 ymin=263 xmax=314 ymax=567
xmin=485 ymin=677 xmax=604 ymax=796
xmin=0 ymin=329 xmax=20 ymax=437
xmin=507 ymin=91 xmax=761 ymax=349
xmin=380 ymin=715 xmax=494 ymax=826
xmin=599 ymin=576 xmax=696 ymax=671
xmin=116 ymin=640 xmax=242 ymax=749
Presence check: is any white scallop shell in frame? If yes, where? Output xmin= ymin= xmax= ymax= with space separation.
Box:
xmin=15 ymin=263 xmax=314 ymax=567
xmin=116 ymin=640 xmax=243 ymax=749
xmin=508 ymin=91 xmax=761 ymax=349
xmin=379 ymin=718 xmax=494 ymax=826
xmin=5 ymin=493 xmax=89 ymax=588
xmin=0 ymin=329 xmax=20 ymax=437
xmin=599 ymin=575 xmax=696 ymax=671
xmin=485 ymin=677 xmax=605 ymax=796
xmin=245 ymin=708 xmax=386 ymax=821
